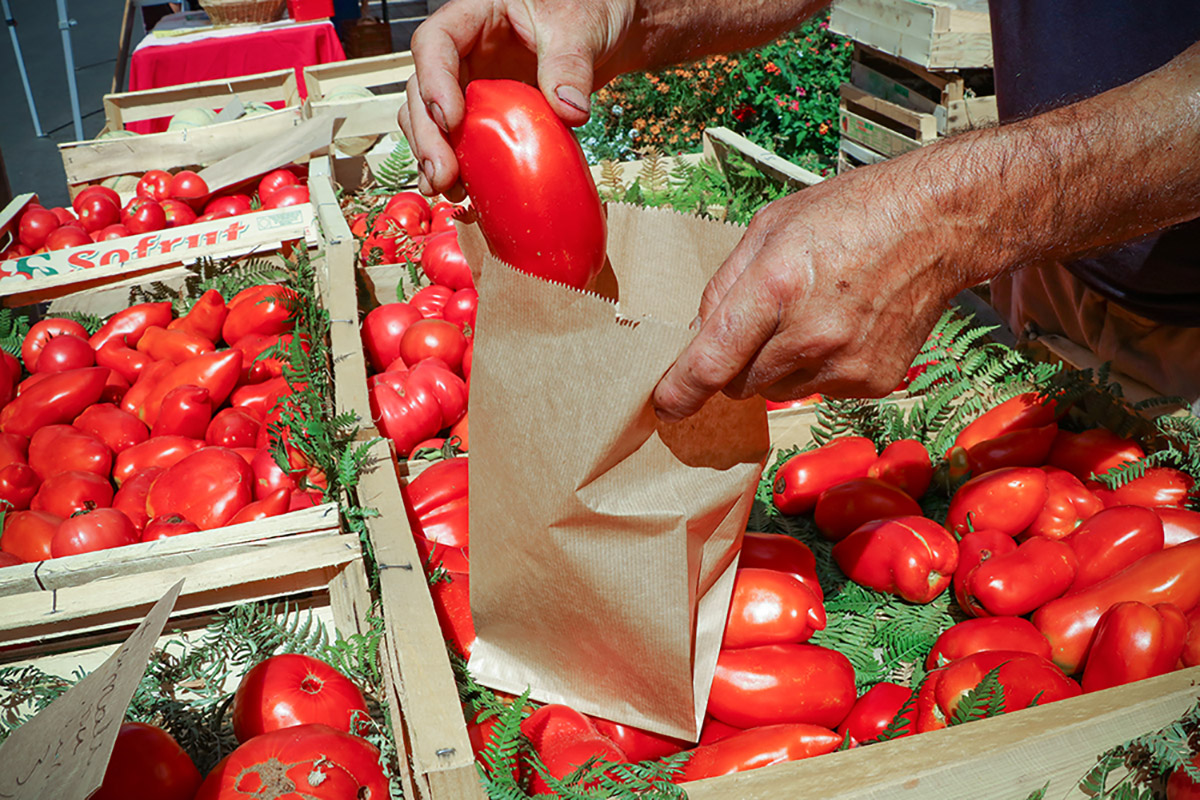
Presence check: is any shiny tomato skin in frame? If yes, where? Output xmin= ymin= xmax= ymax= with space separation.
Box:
xmin=723 ymin=567 xmax=825 ymax=649
xmin=74 ymin=403 xmax=150 ymax=453
xmin=452 ymin=80 xmax=606 ymax=289
xmin=419 ymin=231 xmax=474 ymax=291
xmin=1090 ymin=467 xmax=1194 ymax=509
xmin=588 ymin=717 xmax=686 ymax=763
xmin=72 ymin=185 xmax=120 ymax=212
xmin=113 ymin=467 xmax=164 ymax=531
xmin=34 ymin=334 xmax=94 ymax=373
xmin=123 ymin=197 xmax=168 ymax=233
xmin=960 ymin=536 xmax=1078 ymax=617
xmin=679 ymin=724 xmax=843 ymax=782
xmin=0 ymin=509 xmax=60 ymax=561
xmin=832 ymin=516 xmax=959 ymax=604
xmin=952 ymin=392 xmax=1058 ymax=455
xmin=408 ymin=284 xmax=453 ymax=318
xmin=431 ymin=569 xmax=475 ymax=655
xmin=113 ymin=436 xmax=206 ymax=486
xmin=1024 ymin=466 xmax=1104 ymax=540
xmin=837 ymin=682 xmax=914 ymax=747
xmin=945 ymin=467 xmax=1049 ymax=538
xmin=194 ymin=724 xmax=388 ymax=800
xmin=151 ymin=384 xmax=214 ymax=440
xmin=0 ymin=462 xmax=39 ymax=512
xmin=1160 ymin=507 xmax=1200 ymax=547
xmin=926 ymin=616 xmax=1052 ymax=670
xmin=18 ymin=207 xmax=60 ymax=250
xmin=1080 ymin=600 xmax=1187 ymax=693
xmin=740 ymin=532 xmax=823 ymax=600
xmin=50 ymin=507 xmax=138 ymax=557
xmin=31 ymin=470 xmax=114 ymax=517
xmin=222 ymin=284 xmax=297 ymax=346
xmin=381 ymin=198 xmax=430 ymax=237
xmin=169 ymin=170 xmax=209 ymax=207
xmin=772 ymin=437 xmax=878 ymax=516
xmin=813 ymin=477 xmax=923 ymax=542
xmin=76 ymin=194 xmax=121 ymax=233
xmin=137 ymin=170 xmax=173 ymax=201
xmin=258 ymin=168 xmax=300 ymax=200
xmin=22 ymin=318 xmax=89 ymax=372
xmin=207 ymin=407 xmax=261 ymax=448
xmin=397 ymin=318 xmax=467 ymax=374
xmin=204 ymin=194 xmax=253 ymax=217
xmin=232 ymin=653 xmax=370 ymax=743
xmin=867 ymin=438 xmax=933 ymax=499
xmin=45 ymin=226 xmax=93 ymax=251
xmin=142 ymin=514 xmax=201 ymax=540
xmin=28 ymin=424 xmax=112 ymax=479
xmin=361 ymin=303 xmax=422 ymax=373
xmin=91 ymin=721 xmax=201 ymax=800
xmin=147 ymin=446 xmax=254 ymax=529
xmin=708 ymin=643 xmax=856 ymax=730
xmin=442 ymin=288 xmax=478 ymax=333
xmin=1064 ymin=505 xmax=1165 ymax=593
xmin=261 ymin=185 xmax=309 ymax=209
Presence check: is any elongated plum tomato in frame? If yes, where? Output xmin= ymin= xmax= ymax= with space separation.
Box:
xmin=451 ymin=79 xmax=606 ymax=290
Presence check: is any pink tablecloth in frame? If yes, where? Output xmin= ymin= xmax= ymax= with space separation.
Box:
xmin=127 ymin=18 xmax=345 ymax=133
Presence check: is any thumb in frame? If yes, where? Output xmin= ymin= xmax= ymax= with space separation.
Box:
xmin=534 ymin=26 xmax=601 ymax=126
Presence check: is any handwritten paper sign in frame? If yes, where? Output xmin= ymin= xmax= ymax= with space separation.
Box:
xmin=0 ymin=580 xmax=183 ymax=799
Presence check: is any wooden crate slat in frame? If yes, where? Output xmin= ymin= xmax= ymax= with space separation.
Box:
xmin=357 ymin=437 xmax=485 ymax=800
xmin=310 ymin=95 xmax=405 ymax=139
xmin=0 ymin=531 xmax=361 ymax=646
xmin=304 ymin=52 xmax=416 ymax=98
xmin=838 ymin=106 xmax=924 ymax=158
xmin=703 ymin=126 xmax=825 ymax=189
xmin=685 ymin=666 xmax=1200 ymax=798
xmin=831 ymin=0 xmax=992 ymax=70
xmin=102 ymin=69 xmax=300 ymax=129
xmin=839 ymin=84 xmax=939 ymax=142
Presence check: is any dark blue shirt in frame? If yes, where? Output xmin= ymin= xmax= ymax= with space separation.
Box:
xmin=989 ymin=1 xmax=1200 ymax=326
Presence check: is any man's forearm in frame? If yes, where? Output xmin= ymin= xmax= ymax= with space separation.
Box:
xmin=601 ymin=0 xmax=830 ymax=80
xmin=904 ymin=40 xmax=1200 ymax=287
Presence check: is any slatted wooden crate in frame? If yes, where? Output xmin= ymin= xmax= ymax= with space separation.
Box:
xmin=303 ymin=52 xmax=417 ymax=155
xmin=830 ymin=0 xmax=993 ymax=70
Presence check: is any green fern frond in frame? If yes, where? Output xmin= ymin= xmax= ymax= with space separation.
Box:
xmin=947 ymin=665 xmax=1006 ymax=726
xmin=372 ymin=136 xmax=419 ymax=194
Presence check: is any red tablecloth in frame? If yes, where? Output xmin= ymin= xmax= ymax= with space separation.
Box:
xmin=127 ymin=19 xmax=345 ymax=133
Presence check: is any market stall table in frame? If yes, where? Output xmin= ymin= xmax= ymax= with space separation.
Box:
xmin=127 ymin=11 xmax=344 ymax=133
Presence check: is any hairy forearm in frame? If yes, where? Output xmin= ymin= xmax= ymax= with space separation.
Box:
xmin=903 ymin=40 xmax=1200 ymax=287
xmin=601 ymin=0 xmax=829 ymax=79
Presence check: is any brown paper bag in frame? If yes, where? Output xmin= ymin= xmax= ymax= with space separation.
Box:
xmin=465 ymin=203 xmax=769 ymax=741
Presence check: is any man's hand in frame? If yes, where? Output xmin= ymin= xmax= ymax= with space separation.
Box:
xmin=652 ymin=166 xmax=967 ymax=421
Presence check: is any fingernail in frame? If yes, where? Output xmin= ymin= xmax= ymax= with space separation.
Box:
xmin=655 ymin=406 xmax=682 ymax=424
xmin=689 ymin=315 xmax=702 ymax=331
xmin=555 ymin=85 xmax=589 ymax=114
xmin=428 ymin=101 xmax=448 ymax=132
xmin=421 ymin=159 xmax=435 ymax=182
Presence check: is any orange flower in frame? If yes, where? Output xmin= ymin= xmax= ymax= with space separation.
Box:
xmin=650 ymin=124 xmax=661 ymax=134
xmin=716 ymin=106 xmax=726 ymax=114
xmin=698 ymin=70 xmax=710 ymax=79
xmin=818 ymin=122 xmax=830 ymax=135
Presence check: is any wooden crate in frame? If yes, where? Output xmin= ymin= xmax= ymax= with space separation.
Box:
xmin=840 ymin=83 xmax=940 ymax=147
xmin=99 ymin=68 xmax=302 ymax=135
xmin=851 ymin=46 xmax=997 ymax=135
xmin=304 ymin=52 xmax=417 ymax=143
xmin=830 ymin=0 xmax=993 ymax=70
xmin=310 ymin=156 xmax=484 ymax=800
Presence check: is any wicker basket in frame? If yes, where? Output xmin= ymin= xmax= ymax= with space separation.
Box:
xmin=199 ymin=0 xmax=286 ymax=25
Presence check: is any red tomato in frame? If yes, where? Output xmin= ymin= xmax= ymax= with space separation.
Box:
xmin=91 ymin=722 xmax=201 ymax=800
xmin=866 ymin=439 xmax=933 ymax=499
xmin=31 ymin=470 xmax=114 ymax=517
xmin=96 ymin=223 xmax=130 ymax=241
xmin=44 ymin=226 xmax=92 ymax=250
xmin=207 ymin=407 xmax=261 ymax=448
xmin=951 ymin=392 xmax=1058 ymax=456
xmin=0 ymin=463 xmax=39 ymax=512
xmin=76 ymin=194 xmax=121 ymax=233
xmin=258 ymin=168 xmax=300 ymax=200
xmin=160 ymin=198 xmax=198 ymax=228
xmin=112 ymin=436 xmax=206 ymax=486
xmin=708 ymin=643 xmax=856 ymax=729
xmin=142 ymin=514 xmax=201 ymax=540
xmin=222 ymin=284 xmax=297 ymax=346
xmin=739 ymin=531 xmax=824 ymax=600
xmin=773 ymin=437 xmax=878 ymax=516
xmin=837 ymin=682 xmax=914 ymax=746
xmin=231 ymin=653 xmax=370 ymax=742
xmin=813 ymin=477 xmax=923 ymax=542
xmin=679 ymin=724 xmax=842 ymax=782
xmin=723 ymin=567 xmax=825 ymax=649
xmin=926 ymin=616 xmax=1052 ymax=670
xmin=965 ymin=422 xmax=1058 ymax=476
xmin=832 ymin=516 xmax=959 ymax=604
xmin=1168 ymin=754 xmax=1200 ymax=799
xmin=72 ymin=185 xmax=120 ymax=212
xmin=1024 ymin=466 xmax=1104 ymax=540
xmin=50 ymin=206 xmax=80 ymax=227
xmin=1080 ymin=600 xmax=1187 ymax=693
xmin=1064 ymin=505 xmax=1165 ymax=593
xmin=34 ymin=334 xmax=94 ymax=373
xmin=944 ymin=467 xmax=1049 ymax=538
xmin=146 ymin=446 xmax=254 ymax=529
xmin=138 ymin=349 xmax=244 ymax=427
xmin=151 ymin=384 xmax=213 ymax=440
xmin=22 ymin=317 xmax=89 ymax=371
xmin=1090 ymin=467 xmax=1194 ymax=509
xmin=408 ymin=284 xmax=454 ymax=318
xmin=261 ymin=184 xmax=310 ymax=209
xmin=50 ymin=507 xmax=138 ymax=556
xmin=91 ymin=302 xmax=175 ymax=351
xmin=28 ymin=425 xmax=112 ymax=479
xmin=430 ymin=569 xmax=476 ymax=655
xmin=227 ymin=487 xmax=291 ymax=524
xmin=588 ymin=717 xmax=686 ymax=763
xmin=397 ymin=319 xmax=466 ymax=374
xmin=169 ymin=169 xmax=209 ymax=207
xmin=204 ymin=194 xmax=253 ymax=217
xmin=959 ymin=536 xmax=1077 ymax=617
xmin=74 ymin=403 xmax=150 ymax=453
xmin=404 ymin=457 xmax=469 ymax=548
xmin=361 ymin=302 xmax=422 ymax=373
xmin=419 ymin=230 xmax=474 ymax=291
xmin=1049 ymin=427 xmax=1145 ymax=481
xmin=169 ymin=289 xmax=228 ymax=343
xmin=429 ymin=200 xmax=459 ymax=232
xmin=113 ymin=467 xmax=164 ymax=531
xmin=452 ymin=79 xmax=606 ymax=289
xmin=0 ymin=432 xmax=27 ymax=471
xmin=137 ymin=169 xmax=174 ymax=201
xmin=193 ymin=724 xmax=388 ymax=800
xmin=122 ymin=196 xmax=168 ymax=234
xmin=250 ymin=447 xmax=298 ymax=500
xmin=0 ymin=509 xmax=60 ymax=561
xmin=381 ymin=198 xmax=430 ymax=237
xmin=442 ymin=287 xmax=478 ymax=334
xmin=1160 ymin=507 xmax=1200 ymax=547
xmin=18 ymin=207 xmax=60 ymax=250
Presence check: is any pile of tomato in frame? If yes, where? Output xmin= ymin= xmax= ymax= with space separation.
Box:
xmin=91 ymin=653 xmax=388 ymax=800
xmin=0 ymin=284 xmax=326 ymax=566
xmin=352 ymin=191 xmax=474 ymax=459
xmin=1 ymin=167 xmax=309 ymax=262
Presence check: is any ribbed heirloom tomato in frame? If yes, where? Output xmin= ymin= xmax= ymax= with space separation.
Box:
xmin=231 ymin=653 xmax=370 ymax=742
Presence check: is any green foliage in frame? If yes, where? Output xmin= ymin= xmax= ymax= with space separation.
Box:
xmin=865 ymin=689 xmax=919 ymax=745
xmin=371 ymin=136 xmax=419 ymax=195
xmin=126 ymin=254 xmax=289 ymax=316
xmin=582 ymin=12 xmax=850 ymax=172
xmin=53 ymin=310 xmax=105 ymax=336
xmin=1075 ymin=701 xmax=1200 ymax=799
xmin=946 ymin=665 xmax=1006 ymax=727
xmin=0 ymin=306 xmax=32 ymax=356
xmin=1022 ymin=783 xmax=1049 ymax=800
